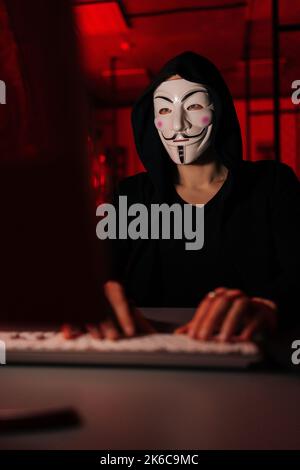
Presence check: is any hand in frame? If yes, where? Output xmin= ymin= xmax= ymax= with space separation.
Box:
xmin=62 ymin=280 xmax=156 ymax=340
xmin=174 ymin=287 xmax=278 ymax=342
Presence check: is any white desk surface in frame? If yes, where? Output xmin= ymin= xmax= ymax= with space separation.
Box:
xmin=1 ymin=365 xmax=300 ymax=450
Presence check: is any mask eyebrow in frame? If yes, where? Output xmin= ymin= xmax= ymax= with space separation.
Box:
xmin=154 ymin=95 xmax=173 ymax=103
xmin=181 ymin=89 xmax=207 ymax=102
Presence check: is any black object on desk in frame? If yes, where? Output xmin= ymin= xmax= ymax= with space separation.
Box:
xmin=0 ymin=407 xmax=81 ymax=434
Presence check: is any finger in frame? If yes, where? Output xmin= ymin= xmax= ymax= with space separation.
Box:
xmin=218 ymin=297 xmax=250 ymax=342
xmin=213 ymin=287 xmax=228 ymax=294
xmin=251 ymin=297 xmax=277 ymax=310
xmin=104 ymin=281 xmax=135 ymax=336
xmin=174 ymin=322 xmax=192 ymax=335
xmin=223 ymin=289 xmax=244 ymax=299
xmin=194 ymin=295 xmax=233 ymax=340
xmin=188 ymin=287 xmax=242 ymax=337
xmin=251 ymin=298 xmax=278 ymax=331
xmin=213 ymin=287 xmax=243 ymax=298
xmin=132 ymin=308 xmax=157 ymax=334
xmin=99 ymin=318 xmax=120 ymax=340
xmin=86 ymin=323 xmax=103 ymax=339
xmin=239 ymin=315 xmax=264 ymax=341
xmin=61 ymin=324 xmax=82 ymax=340
xmin=187 ymin=295 xmax=216 ymax=338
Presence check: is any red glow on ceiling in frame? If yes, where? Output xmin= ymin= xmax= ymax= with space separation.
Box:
xmin=101 ymin=68 xmax=147 ymax=78
xmin=75 ymin=2 xmax=128 ymax=35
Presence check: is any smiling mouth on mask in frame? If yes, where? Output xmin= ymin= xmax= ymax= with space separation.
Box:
xmin=162 ymin=127 xmax=207 ymax=142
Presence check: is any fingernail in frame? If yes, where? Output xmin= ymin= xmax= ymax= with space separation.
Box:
xmin=198 ymin=329 xmax=208 ymax=340
xmin=62 ymin=324 xmax=81 ymax=339
xmin=218 ymin=334 xmax=226 ymax=342
xmin=125 ymin=325 xmax=134 ymax=336
xmin=189 ymin=329 xmax=196 ymax=339
xmin=108 ymin=333 xmax=118 ymax=341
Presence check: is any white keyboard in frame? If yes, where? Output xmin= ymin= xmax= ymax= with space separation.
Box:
xmin=0 ymin=331 xmax=261 ymax=368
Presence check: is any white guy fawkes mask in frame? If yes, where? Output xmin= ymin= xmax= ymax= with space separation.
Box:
xmin=153 ymin=78 xmax=214 ymax=164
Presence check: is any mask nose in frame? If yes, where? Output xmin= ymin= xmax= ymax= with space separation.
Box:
xmin=172 ymin=107 xmax=190 ymax=133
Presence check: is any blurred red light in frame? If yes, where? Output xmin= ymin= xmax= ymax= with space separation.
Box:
xmin=92 ymin=175 xmax=99 ymax=189
xmin=100 ymin=172 xmax=105 ymax=186
xmin=120 ymin=41 xmax=130 ymax=51
xmin=75 ymin=2 xmax=128 ymax=35
xmin=99 ymin=154 xmax=106 ymax=163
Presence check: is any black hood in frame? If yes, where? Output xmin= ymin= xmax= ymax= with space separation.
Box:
xmin=131 ymin=51 xmax=243 ymax=200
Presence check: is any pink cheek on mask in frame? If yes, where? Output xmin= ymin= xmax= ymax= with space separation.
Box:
xmin=155 ymin=119 xmax=163 ymax=129
xmin=200 ymin=115 xmax=211 ymax=126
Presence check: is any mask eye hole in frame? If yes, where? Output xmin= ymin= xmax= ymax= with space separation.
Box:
xmin=187 ymin=104 xmax=203 ymax=111
xmin=159 ymin=108 xmax=172 ymax=115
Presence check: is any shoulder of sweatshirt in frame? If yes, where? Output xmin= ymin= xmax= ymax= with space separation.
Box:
xmin=237 ymin=159 xmax=299 ymax=198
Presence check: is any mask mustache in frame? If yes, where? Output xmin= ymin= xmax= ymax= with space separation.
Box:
xmin=162 ymin=127 xmax=207 ymax=141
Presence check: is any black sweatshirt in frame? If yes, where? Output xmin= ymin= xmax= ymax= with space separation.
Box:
xmin=106 ymin=52 xmax=300 ymax=328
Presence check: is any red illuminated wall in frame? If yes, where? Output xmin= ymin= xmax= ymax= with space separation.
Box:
xmin=236 ymin=98 xmax=300 ymax=175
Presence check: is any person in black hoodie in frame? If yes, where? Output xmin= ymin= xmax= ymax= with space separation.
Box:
xmin=97 ymin=51 xmax=300 ymax=343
